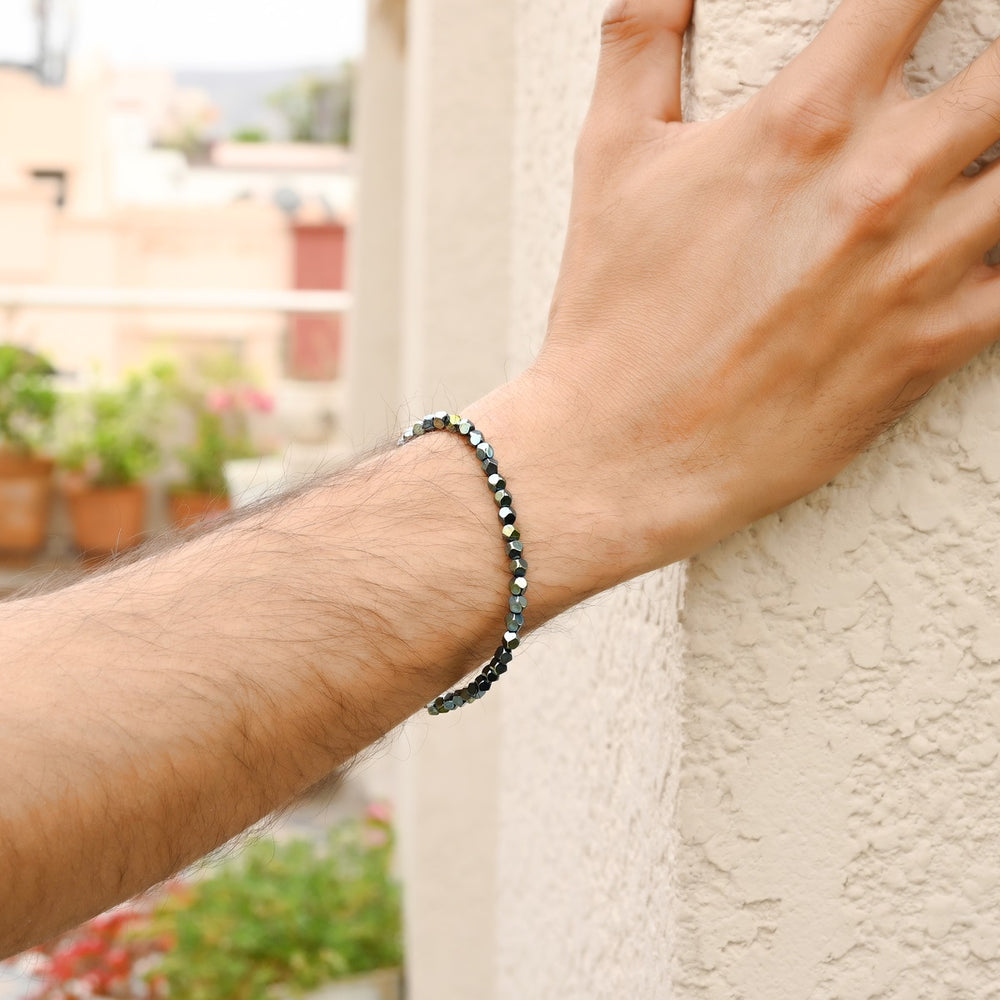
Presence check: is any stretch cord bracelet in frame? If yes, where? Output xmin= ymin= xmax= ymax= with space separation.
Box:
xmin=398 ymin=412 xmax=527 ymax=716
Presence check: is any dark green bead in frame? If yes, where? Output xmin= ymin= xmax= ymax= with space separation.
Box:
xmin=495 ymin=661 xmax=508 ymax=675
xmin=487 ymin=473 xmax=506 ymax=492
xmin=502 ymin=525 xmax=520 ymax=541
xmin=452 ymin=691 xmax=466 ymax=707
xmin=428 ymin=704 xmax=440 ymax=715
xmin=484 ymin=667 xmax=498 ymax=682
xmin=468 ymin=430 xmax=484 ymax=447
xmin=496 ymin=646 xmax=513 ymax=665
xmin=509 ymin=594 xmax=527 ymax=613
xmin=412 ymin=422 xmax=425 ymax=436
xmin=502 ymin=630 xmax=520 ymax=649
xmin=510 ymin=576 xmax=527 ymax=596
xmin=433 ymin=697 xmax=446 ymax=711
xmin=506 ymin=539 xmax=524 ymax=558
xmin=506 ymin=612 xmax=524 ymax=632
xmin=510 ymin=556 xmax=527 ymax=575
xmin=477 ymin=677 xmax=492 ymax=693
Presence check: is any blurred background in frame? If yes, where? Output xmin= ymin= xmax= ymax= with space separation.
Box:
xmin=0 ymin=3 xmax=407 ymax=998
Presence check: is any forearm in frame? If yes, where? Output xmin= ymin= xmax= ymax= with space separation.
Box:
xmin=0 ymin=373 xmax=618 ymax=954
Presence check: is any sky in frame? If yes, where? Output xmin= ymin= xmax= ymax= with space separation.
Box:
xmin=4 ymin=0 xmax=366 ymax=71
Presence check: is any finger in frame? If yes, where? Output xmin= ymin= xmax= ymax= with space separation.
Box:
xmin=590 ymin=0 xmax=693 ymax=126
xmin=937 ymin=161 xmax=1000 ymax=263
xmin=942 ymin=266 xmax=1000 ymax=364
xmin=806 ymin=0 xmax=944 ymax=91
xmin=917 ymin=38 xmax=1000 ymax=178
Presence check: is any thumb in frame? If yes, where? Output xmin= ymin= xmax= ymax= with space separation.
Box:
xmin=590 ymin=0 xmax=693 ymax=126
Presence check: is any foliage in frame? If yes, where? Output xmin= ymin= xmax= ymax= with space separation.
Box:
xmin=233 ymin=126 xmax=269 ymax=143
xmin=267 ymin=64 xmax=354 ymax=146
xmin=0 ymin=345 xmax=58 ymax=455
xmin=26 ymin=902 xmax=170 ymax=1000
xmin=163 ymin=355 xmax=275 ymax=496
xmin=56 ymin=366 xmax=169 ymax=488
xmin=150 ymin=806 xmax=402 ymax=1000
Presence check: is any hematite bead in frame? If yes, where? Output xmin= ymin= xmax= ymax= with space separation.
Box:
xmin=458 ymin=419 xmax=473 ymax=435
xmin=510 ymin=556 xmax=527 ymax=575
xmin=509 ymin=594 xmax=527 ymax=613
xmin=428 ymin=704 xmax=440 ymax=715
xmin=484 ymin=667 xmax=498 ymax=683
xmin=494 ymin=490 xmax=512 ymax=507
xmin=412 ymin=422 xmax=425 ymax=436
xmin=433 ymin=697 xmax=446 ymax=712
xmin=452 ymin=691 xmax=467 ymax=707
xmin=422 ymin=416 xmax=435 ymax=431
xmin=499 ymin=507 xmax=516 ymax=525
xmin=495 ymin=661 xmax=508 ymax=675
xmin=506 ymin=612 xmax=524 ymax=632
xmin=496 ymin=646 xmax=513 ymax=665
xmin=475 ymin=442 xmax=494 ymax=462
xmin=432 ymin=411 xmax=448 ymax=429
xmin=468 ymin=430 xmax=484 ymax=447
xmin=487 ymin=473 xmax=506 ymax=492
xmin=502 ymin=630 xmax=520 ymax=649
xmin=506 ymin=539 xmax=524 ymax=558
xmin=482 ymin=458 xmax=499 ymax=476
xmin=477 ymin=677 xmax=492 ymax=693
xmin=510 ymin=577 xmax=527 ymax=596
xmin=448 ymin=413 xmax=461 ymax=427
xmin=502 ymin=525 xmax=520 ymax=541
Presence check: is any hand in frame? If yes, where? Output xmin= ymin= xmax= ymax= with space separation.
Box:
xmin=522 ymin=0 xmax=1000 ymax=588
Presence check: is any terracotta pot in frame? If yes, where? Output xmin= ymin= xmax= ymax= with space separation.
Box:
xmin=0 ymin=451 xmax=54 ymax=553
xmin=168 ymin=490 xmax=230 ymax=530
xmin=64 ymin=482 xmax=147 ymax=554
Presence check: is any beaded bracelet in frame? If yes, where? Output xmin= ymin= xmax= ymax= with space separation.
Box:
xmin=398 ymin=412 xmax=527 ymax=715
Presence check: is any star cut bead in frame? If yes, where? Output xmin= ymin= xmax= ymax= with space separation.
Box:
xmin=502 ymin=525 xmax=520 ymax=541
xmin=468 ymin=430 xmax=483 ymax=447
xmin=510 ymin=576 xmax=527 ymax=596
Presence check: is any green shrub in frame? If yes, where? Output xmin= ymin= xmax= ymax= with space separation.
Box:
xmin=151 ymin=808 xmax=402 ymax=1000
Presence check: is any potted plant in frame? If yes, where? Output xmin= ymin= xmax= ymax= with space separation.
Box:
xmin=149 ymin=805 xmax=403 ymax=1000
xmin=57 ymin=369 xmax=166 ymax=555
xmin=0 ymin=345 xmax=59 ymax=554
xmin=164 ymin=358 xmax=277 ymax=526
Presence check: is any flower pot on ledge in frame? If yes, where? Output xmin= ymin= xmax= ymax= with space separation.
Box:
xmin=0 ymin=451 xmax=53 ymax=553
xmin=64 ymin=480 xmax=147 ymax=555
xmin=168 ymin=489 xmax=230 ymax=530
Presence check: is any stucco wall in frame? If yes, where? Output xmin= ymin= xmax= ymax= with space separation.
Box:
xmin=678 ymin=3 xmax=1000 ymax=998
xmin=354 ymin=0 xmax=1000 ymax=996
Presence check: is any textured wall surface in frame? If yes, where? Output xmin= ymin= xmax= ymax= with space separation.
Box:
xmin=678 ymin=2 xmax=1000 ymax=998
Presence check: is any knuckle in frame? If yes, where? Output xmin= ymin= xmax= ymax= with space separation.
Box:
xmin=835 ymin=159 xmax=920 ymax=238
xmin=755 ymin=84 xmax=852 ymax=159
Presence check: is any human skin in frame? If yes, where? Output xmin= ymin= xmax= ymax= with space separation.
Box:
xmin=2 ymin=0 xmax=1000 ymax=957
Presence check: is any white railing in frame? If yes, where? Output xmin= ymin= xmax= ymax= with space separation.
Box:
xmin=0 ymin=286 xmax=351 ymax=315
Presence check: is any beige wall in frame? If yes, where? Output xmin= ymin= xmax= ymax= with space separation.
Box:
xmin=350 ymin=0 xmax=1000 ymax=997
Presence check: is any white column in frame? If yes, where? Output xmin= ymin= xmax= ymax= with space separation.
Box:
xmin=388 ymin=3 xmax=517 ymax=1000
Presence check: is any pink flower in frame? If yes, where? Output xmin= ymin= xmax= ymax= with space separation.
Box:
xmin=365 ymin=801 xmax=392 ymax=824
xmin=242 ymin=387 xmax=275 ymax=414
xmin=205 ymin=388 xmax=233 ymax=414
